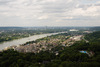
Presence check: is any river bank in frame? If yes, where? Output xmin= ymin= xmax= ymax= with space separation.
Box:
xmin=0 ymin=32 xmax=67 ymax=50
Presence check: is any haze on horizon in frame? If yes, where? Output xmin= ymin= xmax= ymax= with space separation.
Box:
xmin=0 ymin=0 xmax=100 ymax=27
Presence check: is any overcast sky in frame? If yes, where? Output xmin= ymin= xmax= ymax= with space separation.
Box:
xmin=0 ymin=0 xmax=100 ymax=27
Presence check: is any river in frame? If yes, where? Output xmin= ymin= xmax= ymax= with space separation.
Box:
xmin=0 ymin=32 xmax=67 ymax=50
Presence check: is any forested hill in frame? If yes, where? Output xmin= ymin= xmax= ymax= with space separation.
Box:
xmin=85 ymin=31 xmax=100 ymax=42
xmin=90 ymin=27 xmax=100 ymax=31
xmin=0 ymin=27 xmax=23 ymax=30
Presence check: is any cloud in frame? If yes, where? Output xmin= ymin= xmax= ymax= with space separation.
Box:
xmin=38 ymin=15 xmax=49 ymax=20
xmin=68 ymin=6 xmax=100 ymax=16
xmin=0 ymin=0 xmax=100 ymax=26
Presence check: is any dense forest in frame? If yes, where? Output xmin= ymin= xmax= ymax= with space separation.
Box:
xmin=90 ymin=27 xmax=100 ymax=31
xmin=0 ymin=31 xmax=100 ymax=67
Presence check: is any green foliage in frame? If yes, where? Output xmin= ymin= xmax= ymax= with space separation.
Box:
xmin=85 ymin=31 xmax=100 ymax=42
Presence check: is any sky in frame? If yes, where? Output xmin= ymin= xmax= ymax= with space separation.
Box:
xmin=0 ymin=0 xmax=100 ymax=27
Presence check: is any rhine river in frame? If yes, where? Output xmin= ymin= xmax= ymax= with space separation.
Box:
xmin=0 ymin=32 xmax=67 ymax=50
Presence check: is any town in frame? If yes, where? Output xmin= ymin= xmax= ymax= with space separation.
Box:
xmin=6 ymin=33 xmax=83 ymax=53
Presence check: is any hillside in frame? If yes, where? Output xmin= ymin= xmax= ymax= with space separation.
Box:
xmin=90 ymin=27 xmax=100 ymax=31
xmin=85 ymin=31 xmax=100 ymax=42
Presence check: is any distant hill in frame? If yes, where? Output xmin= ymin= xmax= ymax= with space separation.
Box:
xmin=90 ymin=27 xmax=100 ymax=31
xmin=0 ymin=27 xmax=23 ymax=30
